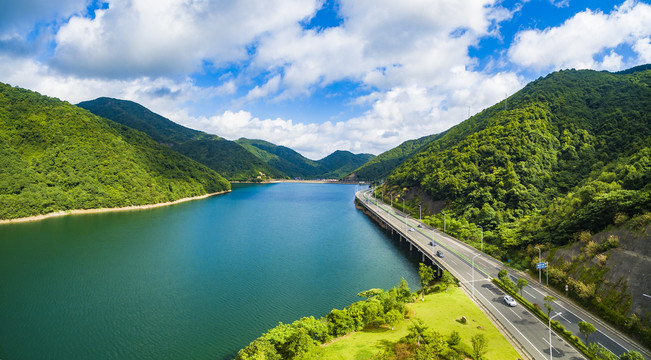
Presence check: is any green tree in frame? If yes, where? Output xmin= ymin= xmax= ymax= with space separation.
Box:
xmin=619 ymin=350 xmax=645 ymax=360
xmin=543 ymin=295 xmax=556 ymax=318
xmin=384 ymin=309 xmax=403 ymax=330
xmin=578 ymin=320 xmax=597 ymax=345
xmin=516 ymin=278 xmax=529 ymax=297
xmin=441 ymin=270 xmax=455 ymax=291
xmin=412 ymin=331 xmax=447 ymax=359
xmin=418 ymin=263 xmax=435 ymax=300
xmin=447 ymin=330 xmax=461 ymax=346
xmin=326 ymin=309 xmax=355 ymax=337
xmin=498 ymin=269 xmax=508 ymax=280
xmin=236 ymin=338 xmax=281 ymax=360
xmin=405 ymin=318 xmax=430 ymax=346
xmin=471 ymin=333 xmax=488 ymax=360
xmin=395 ymin=277 xmax=412 ymax=302
xmin=357 ymin=288 xmax=384 ymax=299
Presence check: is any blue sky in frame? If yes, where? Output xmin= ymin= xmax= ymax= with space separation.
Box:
xmin=1 ymin=0 xmax=650 ymax=159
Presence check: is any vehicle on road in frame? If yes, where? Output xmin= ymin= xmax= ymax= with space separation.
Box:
xmin=417 ymin=224 xmax=422 ymax=228
xmin=408 ymin=227 xmax=415 ymax=232
xmin=504 ymin=295 xmax=517 ymax=307
xmin=429 ymin=241 xmax=436 ymax=246
xmin=436 ymin=250 xmax=444 ymax=258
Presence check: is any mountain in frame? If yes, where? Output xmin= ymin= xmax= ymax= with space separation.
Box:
xmin=386 ymin=66 xmax=650 ymax=249
xmin=236 ymin=138 xmax=375 ymax=179
xmin=0 ymin=83 xmax=230 ymax=220
xmin=346 ymin=133 xmax=443 ymax=181
xmin=318 ymin=150 xmax=375 ymax=179
xmin=77 ymin=98 xmax=283 ymax=181
xmin=379 ymin=66 xmax=650 ymax=340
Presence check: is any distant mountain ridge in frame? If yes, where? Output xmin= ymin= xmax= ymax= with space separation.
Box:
xmin=78 ymin=98 xmax=284 ymax=181
xmin=347 ymin=133 xmax=443 ymax=181
xmin=0 ymin=83 xmax=230 ymax=220
xmin=235 ymin=138 xmax=374 ymax=179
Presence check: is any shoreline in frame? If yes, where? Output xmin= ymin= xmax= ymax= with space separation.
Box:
xmin=0 ymin=190 xmax=230 ymax=225
xmin=233 ymin=179 xmax=370 ymax=185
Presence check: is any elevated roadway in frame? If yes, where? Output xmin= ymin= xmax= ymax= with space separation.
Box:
xmin=356 ymin=188 xmax=649 ymax=360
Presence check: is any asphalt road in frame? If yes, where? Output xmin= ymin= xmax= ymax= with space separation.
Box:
xmin=357 ymin=189 xmax=650 ymax=360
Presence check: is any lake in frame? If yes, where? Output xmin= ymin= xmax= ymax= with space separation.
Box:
xmin=0 ymin=183 xmax=420 ymax=359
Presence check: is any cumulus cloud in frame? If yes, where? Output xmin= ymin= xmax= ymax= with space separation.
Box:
xmin=50 ymin=0 xmax=320 ymax=78
xmin=508 ymin=0 xmax=651 ymax=71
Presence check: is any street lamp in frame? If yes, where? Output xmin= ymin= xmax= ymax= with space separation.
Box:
xmin=418 ymin=204 xmax=422 ymax=221
xmin=472 ymin=253 xmax=481 ymax=298
xmin=549 ymin=312 xmax=562 ymax=360
xmin=535 ymin=246 xmax=542 ymax=286
xmin=443 ymin=212 xmax=446 ymax=233
xmin=477 ymin=225 xmax=483 ymax=253
xmin=402 ymin=198 xmax=405 ymax=214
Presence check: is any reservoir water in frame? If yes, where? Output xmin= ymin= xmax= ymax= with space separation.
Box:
xmin=0 ymin=183 xmax=420 ymax=359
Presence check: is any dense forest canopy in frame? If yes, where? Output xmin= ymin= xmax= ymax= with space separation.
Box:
xmin=236 ymin=138 xmax=375 ymax=179
xmin=384 ymin=67 xmax=650 ymax=250
xmin=0 ymin=83 xmax=230 ymax=220
xmin=78 ymin=98 xmax=284 ymax=181
xmin=348 ymin=133 xmax=443 ymax=181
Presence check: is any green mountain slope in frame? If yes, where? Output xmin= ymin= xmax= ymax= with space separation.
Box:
xmin=0 ymin=83 xmax=230 ymax=220
xmin=347 ymin=133 xmax=442 ymax=181
xmin=381 ymin=66 xmax=651 ymax=343
xmin=77 ymin=98 xmax=283 ymax=181
xmin=318 ymin=150 xmax=375 ymax=179
xmin=386 ymin=67 xmax=650 ymax=248
xmin=236 ymin=138 xmax=375 ymax=179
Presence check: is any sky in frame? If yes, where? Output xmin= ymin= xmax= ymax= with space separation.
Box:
xmin=1 ymin=0 xmax=650 ymax=159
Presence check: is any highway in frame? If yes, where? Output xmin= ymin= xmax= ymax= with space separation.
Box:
xmin=356 ymin=188 xmax=650 ymax=360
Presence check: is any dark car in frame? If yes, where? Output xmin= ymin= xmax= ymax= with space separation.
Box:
xmin=429 ymin=241 xmax=436 ymax=246
xmin=436 ymin=250 xmax=444 ymax=258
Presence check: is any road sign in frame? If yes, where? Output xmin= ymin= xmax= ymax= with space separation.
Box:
xmin=536 ymin=262 xmax=546 ymax=269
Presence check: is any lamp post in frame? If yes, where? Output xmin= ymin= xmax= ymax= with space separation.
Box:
xmin=549 ymin=312 xmax=562 ymax=360
xmin=477 ymin=225 xmax=483 ymax=253
xmin=402 ymin=198 xmax=405 ymax=215
xmin=472 ymin=253 xmax=481 ymax=298
xmin=535 ymin=246 xmax=542 ymax=286
xmin=443 ymin=212 xmax=446 ymax=233
xmin=418 ymin=205 xmax=422 ymax=221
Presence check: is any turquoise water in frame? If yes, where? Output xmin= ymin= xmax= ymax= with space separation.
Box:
xmin=0 ymin=183 xmax=420 ymax=359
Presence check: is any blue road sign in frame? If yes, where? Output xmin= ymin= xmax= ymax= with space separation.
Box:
xmin=536 ymin=262 xmax=546 ymax=269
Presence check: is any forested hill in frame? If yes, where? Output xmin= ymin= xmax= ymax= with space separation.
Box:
xmin=236 ymin=138 xmax=375 ymax=179
xmin=78 ymin=98 xmax=284 ymax=181
xmin=0 ymin=83 xmax=230 ymax=220
xmin=347 ymin=133 xmax=442 ymax=181
xmin=384 ymin=66 xmax=650 ymax=250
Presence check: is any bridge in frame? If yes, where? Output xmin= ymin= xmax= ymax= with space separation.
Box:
xmin=356 ymin=188 xmax=649 ymax=360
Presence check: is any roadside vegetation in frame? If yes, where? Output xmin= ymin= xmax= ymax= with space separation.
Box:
xmin=237 ymin=267 xmax=521 ymax=360
xmin=373 ymin=66 xmax=651 ymax=346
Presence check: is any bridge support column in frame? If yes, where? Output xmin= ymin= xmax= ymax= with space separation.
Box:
xmin=422 ymin=253 xmax=424 ymax=262
xmin=409 ymin=243 xmax=412 ymax=251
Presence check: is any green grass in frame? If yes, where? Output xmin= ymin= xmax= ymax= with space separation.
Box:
xmin=308 ymin=287 xmax=522 ymax=360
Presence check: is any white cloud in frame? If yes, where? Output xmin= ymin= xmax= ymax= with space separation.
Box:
xmin=633 ymin=37 xmax=651 ymax=62
xmin=508 ymin=0 xmax=651 ymax=71
xmin=50 ymin=0 xmax=321 ymax=78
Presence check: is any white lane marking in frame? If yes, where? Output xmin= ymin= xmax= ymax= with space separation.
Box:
xmin=509 ymin=307 xmax=522 ymax=320
xmin=524 ymin=289 xmax=536 ymax=298
xmin=553 ymin=302 xmax=629 ymax=353
xmin=473 ymin=285 xmax=548 ymax=359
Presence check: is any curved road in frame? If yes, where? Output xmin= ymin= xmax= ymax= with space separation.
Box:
xmin=357 ymin=188 xmax=649 ymax=360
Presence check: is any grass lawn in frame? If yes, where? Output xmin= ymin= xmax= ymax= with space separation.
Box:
xmin=307 ymin=286 xmax=522 ymax=360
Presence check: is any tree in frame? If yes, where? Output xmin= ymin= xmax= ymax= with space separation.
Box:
xmin=441 ymin=270 xmax=455 ymax=291
xmin=406 ymin=318 xmax=430 ymax=346
xmin=326 ymin=309 xmax=355 ymax=337
xmin=418 ymin=263 xmax=435 ymax=300
xmin=384 ymin=309 xmax=403 ymax=330
xmin=357 ymin=288 xmax=384 ymax=299
xmin=447 ymin=330 xmax=461 ymax=346
xmin=619 ymin=350 xmax=645 ymax=360
xmin=543 ymin=295 xmax=556 ymax=318
xmin=412 ymin=331 xmax=447 ymax=360
xmin=578 ymin=320 xmax=596 ymax=345
xmin=498 ymin=269 xmax=508 ymax=280
xmin=516 ymin=278 xmax=528 ymax=297
xmin=471 ymin=333 xmax=488 ymax=360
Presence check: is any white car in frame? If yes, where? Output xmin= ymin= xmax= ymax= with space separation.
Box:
xmin=408 ymin=227 xmax=415 ymax=231
xmin=504 ymin=295 xmax=517 ymax=307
